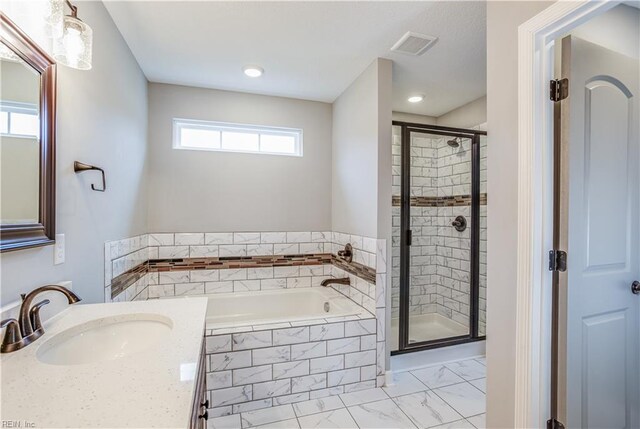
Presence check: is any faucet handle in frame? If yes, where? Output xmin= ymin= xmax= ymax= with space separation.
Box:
xmin=1 ymin=319 xmax=23 ymax=353
xmin=337 ymin=243 xmax=353 ymax=263
xmin=29 ymin=299 xmax=50 ymax=332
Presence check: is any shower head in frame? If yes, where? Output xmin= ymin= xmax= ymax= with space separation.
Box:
xmin=447 ymin=137 xmax=460 ymax=148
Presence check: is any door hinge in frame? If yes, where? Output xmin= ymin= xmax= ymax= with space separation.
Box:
xmin=547 ymin=418 xmax=565 ymax=429
xmin=550 ymin=78 xmax=569 ymax=102
xmin=549 ymin=250 xmax=567 ymax=272
xmin=407 ymin=230 xmax=412 ymax=246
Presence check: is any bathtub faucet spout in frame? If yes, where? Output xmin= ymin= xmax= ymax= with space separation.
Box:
xmin=320 ymin=278 xmax=350 ymax=287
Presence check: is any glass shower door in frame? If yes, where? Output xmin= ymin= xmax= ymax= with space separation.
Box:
xmin=400 ymin=127 xmax=477 ymax=346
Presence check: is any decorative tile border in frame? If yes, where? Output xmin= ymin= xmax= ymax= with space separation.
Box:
xmin=110 ymin=263 xmax=148 ymax=299
xmin=331 ymin=257 xmax=375 ymax=284
xmin=391 ymin=193 xmax=488 ymax=207
xmin=148 ymin=254 xmax=332 ymax=272
xmin=110 ymin=254 xmax=375 ymax=300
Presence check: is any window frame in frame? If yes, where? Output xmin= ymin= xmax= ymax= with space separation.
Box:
xmin=172 ymin=118 xmax=303 ymax=157
xmin=0 ymin=100 xmax=40 ymax=139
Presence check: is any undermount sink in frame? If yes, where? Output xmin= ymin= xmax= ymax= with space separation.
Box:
xmin=36 ymin=314 xmax=173 ymax=366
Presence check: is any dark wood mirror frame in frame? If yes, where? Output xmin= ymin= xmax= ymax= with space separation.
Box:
xmin=0 ymin=13 xmax=56 ymax=252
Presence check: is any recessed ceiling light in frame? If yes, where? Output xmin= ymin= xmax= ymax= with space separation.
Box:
xmin=408 ymin=95 xmax=424 ymax=103
xmin=243 ymin=66 xmax=264 ymax=78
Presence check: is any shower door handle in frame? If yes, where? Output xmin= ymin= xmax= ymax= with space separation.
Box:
xmin=407 ymin=230 xmax=412 ymax=246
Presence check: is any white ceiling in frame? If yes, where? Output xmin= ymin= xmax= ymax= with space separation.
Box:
xmin=104 ymin=1 xmax=486 ymax=117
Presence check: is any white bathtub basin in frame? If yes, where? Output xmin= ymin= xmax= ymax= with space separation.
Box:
xmin=199 ymin=287 xmax=364 ymax=329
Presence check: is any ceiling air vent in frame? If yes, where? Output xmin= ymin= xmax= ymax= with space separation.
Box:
xmin=390 ymin=31 xmax=438 ymax=56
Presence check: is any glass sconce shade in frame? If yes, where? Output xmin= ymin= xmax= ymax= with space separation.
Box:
xmin=53 ymin=14 xmax=92 ymax=70
xmin=44 ymin=0 xmax=64 ymax=38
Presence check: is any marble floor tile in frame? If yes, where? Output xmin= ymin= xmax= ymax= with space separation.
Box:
xmin=474 ymin=357 xmax=486 ymax=366
xmin=382 ymin=372 xmax=428 ymax=397
xmin=348 ymin=399 xmax=417 ymax=428
xmin=298 ymin=408 xmax=358 ymax=429
xmin=429 ymin=419 xmax=475 ymax=429
xmin=209 ymin=414 xmax=241 ymax=429
xmin=410 ymin=365 xmax=464 ymax=389
xmin=339 ymin=387 xmax=388 ymax=406
xmin=469 ymin=378 xmax=485 ymax=393
xmin=432 ymin=383 xmax=485 ymax=418
xmin=392 ymin=390 xmax=462 ymax=429
xmin=293 ymin=396 xmax=344 ymax=417
xmin=444 ymin=360 xmax=486 ymax=381
xmin=255 ymin=418 xmax=301 ymax=428
xmin=241 ymin=404 xmax=297 ymax=428
xmin=467 ymin=413 xmax=485 ymax=429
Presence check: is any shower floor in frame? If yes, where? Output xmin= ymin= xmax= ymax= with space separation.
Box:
xmin=390 ymin=313 xmax=468 ymax=351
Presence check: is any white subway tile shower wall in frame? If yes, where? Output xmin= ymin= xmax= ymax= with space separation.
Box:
xmin=391 ymin=125 xmax=487 ymax=335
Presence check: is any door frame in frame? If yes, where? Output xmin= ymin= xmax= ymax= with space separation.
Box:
xmin=515 ymin=1 xmax=622 ymax=427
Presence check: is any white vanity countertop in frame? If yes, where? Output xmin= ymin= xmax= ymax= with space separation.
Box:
xmin=0 ymin=297 xmax=208 ymax=428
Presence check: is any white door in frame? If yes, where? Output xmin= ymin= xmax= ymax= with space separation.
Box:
xmin=559 ymin=36 xmax=640 ymax=429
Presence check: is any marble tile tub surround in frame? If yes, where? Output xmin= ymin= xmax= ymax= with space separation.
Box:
xmin=204 ymin=315 xmax=384 ymax=417
xmin=206 ymin=356 xmax=486 ymax=429
xmin=104 ymin=231 xmax=385 ymax=303
xmin=103 ymin=230 xmax=388 ymax=413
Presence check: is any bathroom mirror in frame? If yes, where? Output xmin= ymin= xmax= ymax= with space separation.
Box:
xmin=0 ymin=13 xmax=56 ymax=252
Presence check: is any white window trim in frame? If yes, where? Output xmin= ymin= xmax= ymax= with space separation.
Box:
xmin=0 ymin=100 xmax=39 ymax=139
xmin=172 ymin=118 xmax=303 ymax=157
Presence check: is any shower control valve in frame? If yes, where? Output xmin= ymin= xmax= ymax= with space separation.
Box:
xmin=452 ymin=215 xmax=467 ymax=232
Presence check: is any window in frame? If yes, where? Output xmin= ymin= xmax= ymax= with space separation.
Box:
xmin=173 ymin=119 xmax=303 ymax=157
xmin=0 ymin=101 xmax=39 ymax=139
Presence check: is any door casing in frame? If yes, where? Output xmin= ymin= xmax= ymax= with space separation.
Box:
xmin=515 ymin=1 xmax=626 ymax=427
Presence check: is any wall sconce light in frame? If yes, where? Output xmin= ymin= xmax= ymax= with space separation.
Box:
xmin=52 ymin=0 xmax=92 ymax=70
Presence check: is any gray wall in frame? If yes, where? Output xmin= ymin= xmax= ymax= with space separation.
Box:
xmin=0 ymin=1 xmax=149 ymax=305
xmin=485 ymin=2 xmax=553 ymax=427
xmin=146 ymin=84 xmax=332 ymax=233
xmin=391 ymin=111 xmax=437 ymax=125
xmin=572 ymin=4 xmax=639 ymax=59
xmin=437 ymin=96 xmax=487 ymax=129
xmin=332 ymin=58 xmax=392 ymax=238
xmin=393 ymin=96 xmax=487 ymax=130
xmin=1 ymin=137 xmax=39 ymax=222
xmin=0 ymin=60 xmax=41 ymax=222
xmin=331 ymin=57 xmax=392 ymax=371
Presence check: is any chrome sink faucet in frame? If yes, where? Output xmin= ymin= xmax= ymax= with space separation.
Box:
xmin=1 ymin=285 xmax=81 ymax=353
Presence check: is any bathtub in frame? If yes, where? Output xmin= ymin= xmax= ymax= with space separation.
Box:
xmin=200 ymin=287 xmax=365 ymax=329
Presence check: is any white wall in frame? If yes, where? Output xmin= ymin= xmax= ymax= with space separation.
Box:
xmin=332 ymin=58 xmax=392 ymax=238
xmin=146 ymin=83 xmax=332 ymax=233
xmin=571 ymin=4 xmax=639 ymax=59
xmin=0 ymin=0 xmax=149 ymax=305
xmin=485 ymin=1 xmax=553 ymax=428
xmin=437 ymin=96 xmax=487 ymax=129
